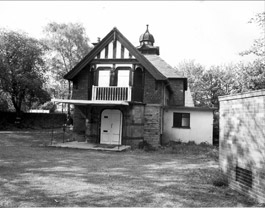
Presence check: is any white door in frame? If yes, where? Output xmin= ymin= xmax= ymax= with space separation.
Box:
xmin=100 ymin=109 xmax=122 ymax=145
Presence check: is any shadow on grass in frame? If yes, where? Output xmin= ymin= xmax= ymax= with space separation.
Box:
xmin=0 ymin=131 xmax=259 ymax=207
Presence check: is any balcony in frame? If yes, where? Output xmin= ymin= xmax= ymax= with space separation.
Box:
xmin=92 ymin=85 xmax=132 ymax=101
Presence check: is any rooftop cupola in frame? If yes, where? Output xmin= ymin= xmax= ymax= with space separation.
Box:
xmin=139 ymin=25 xmax=155 ymax=46
xmin=137 ymin=25 xmax=160 ymax=55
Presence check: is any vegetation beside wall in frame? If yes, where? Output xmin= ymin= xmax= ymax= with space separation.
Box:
xmin=0 ymin=111 xmax=66 ymax=130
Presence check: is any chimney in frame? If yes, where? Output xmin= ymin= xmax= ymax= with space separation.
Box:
xmin=92 ymin=37 xmax=101 ymax=46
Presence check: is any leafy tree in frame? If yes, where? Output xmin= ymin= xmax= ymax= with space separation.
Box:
xmin=240 ymin=12 xmax=265 ymax=57
xmin=0 ymin=29 xmax=49 ymax=116
xmin=43 ymin=22 xmax=92 ymax=113
xmin=177 ymin=60 xmax=206 ymax=106
xmin=24 ymin=86 xmax=51 ymax=111
xmin=177 ymin=61 xmax=240 ymax=108
xmin=236 ymin=60 xmax=265 ymax=92
xmin=239 ymin=12 xmax=265 ymax=92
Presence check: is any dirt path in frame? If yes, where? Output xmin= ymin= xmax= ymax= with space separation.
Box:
xmin=0 ymin=131 xmax=257 ymax=207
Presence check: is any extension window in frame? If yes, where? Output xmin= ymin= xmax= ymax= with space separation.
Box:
xmin=173 ymin=113 xmax=190 ymax=128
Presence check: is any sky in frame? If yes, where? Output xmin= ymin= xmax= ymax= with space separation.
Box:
xmin=0 ymin=1 xmax=264 ymax=69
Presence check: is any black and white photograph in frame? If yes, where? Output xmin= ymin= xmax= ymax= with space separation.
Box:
xmin=0 ymin=1 xmax=264 ymax=207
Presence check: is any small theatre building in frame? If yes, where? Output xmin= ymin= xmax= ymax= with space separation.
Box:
xmin=53 ymin=26 xmax=214 ymax=148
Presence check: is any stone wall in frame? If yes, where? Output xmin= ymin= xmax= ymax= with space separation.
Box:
xmin=72 ymin=104 xmax=161 ymax=148
xmin=219 ymin=89 xmax=265 ymax=203
xmin=143 ymin=104 xmax=161 ymax=147
xmin=123 ymin=104 xmax=145 ymax=148
xmin=83 ymin=105 xmax=146 ymax=148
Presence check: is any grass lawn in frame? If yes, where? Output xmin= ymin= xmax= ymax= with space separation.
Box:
xmin=0 ymin=130 xmax=258 ymax=207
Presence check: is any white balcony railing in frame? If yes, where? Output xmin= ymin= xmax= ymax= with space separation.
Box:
xmin=92 ymin=85 xmax=132 ymax=101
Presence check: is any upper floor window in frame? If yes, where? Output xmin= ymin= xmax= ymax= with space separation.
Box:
xmin=98 ymin=70 xmax=110 ymax=87
xmin=173 ymin=113 xmax=190 ymax=128
xmin=117 ymin=70 xmax=130 ymax=87
xmin=96 ymin=66 xmax=131 ymax=87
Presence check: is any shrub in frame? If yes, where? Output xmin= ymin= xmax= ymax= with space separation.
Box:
xmin=40 ymin=101 xmax=56 ymax=113
xmin=187 ymin=141 xmax=196 ymax=145
xmin=138 ymin=140 xmax=156 ymax=151
xmin=167 ymin=140 xmax=219 ymax=160
xmin=199 ymin=141 xmax=210 ymax=146
xmin=169 ymin=140 xmax=182 ymax=145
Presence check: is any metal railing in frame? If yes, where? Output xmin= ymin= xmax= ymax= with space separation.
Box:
xmin=92 ymin=85 xmax=132 ymax=101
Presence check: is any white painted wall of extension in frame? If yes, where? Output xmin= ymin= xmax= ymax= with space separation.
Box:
xmin=163 ymin=108 xmax=213 ymax=145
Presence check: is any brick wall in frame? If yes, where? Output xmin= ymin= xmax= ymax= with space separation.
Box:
xmin=72 ymin=66 xmax=90 ymax=100
xmin=0 ymin=111 xmax=66 ymax=129
xmin=143 ymin=104 xmax=161 ymax=147
xmin=219 ymin=89 xmax=265 ymax=203
xmin=168 ymin=79 xmax=185 ymax=106
xmin=143 ymin=71 xmax=163 ymax=104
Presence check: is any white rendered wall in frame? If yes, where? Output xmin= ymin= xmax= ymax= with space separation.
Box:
xmin=163 ymin=109 xmax=213 ymax=144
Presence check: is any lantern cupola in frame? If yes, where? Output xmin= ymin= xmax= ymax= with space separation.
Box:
xmin=137 ymin=25 xmax=160 ymax=55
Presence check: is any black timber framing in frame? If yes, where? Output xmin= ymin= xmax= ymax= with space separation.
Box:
xmin=91 ymin=59 xmax=139 ymax=64
xmin=64 ymin=27 xmax=167 ymax=81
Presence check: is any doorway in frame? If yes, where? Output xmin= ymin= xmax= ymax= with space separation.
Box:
xmin=100 ymin=109 xmax=122 ymax=145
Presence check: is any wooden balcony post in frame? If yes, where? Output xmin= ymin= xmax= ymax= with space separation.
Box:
xmin=128 ymin=86 xmax=132 ymax=101
xmin=92 ymin=85 xmax=96 ymax=101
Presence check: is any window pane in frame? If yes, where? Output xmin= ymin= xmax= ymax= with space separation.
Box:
xmin=182 ymin=113 xmax=190 ymax=127
xmin=117 ymin=70 xmax=130 ymax=87
xmin=182 ymin=117 xmax=190 ymax=127
xmin=98 ymin=70 xmax=110 ymax=86
xmin=173 ymin=113 xmax=182 ymax=127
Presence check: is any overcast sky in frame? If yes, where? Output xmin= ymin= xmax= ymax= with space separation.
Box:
xmin=0 ymin=1 xmax=264 ymax=68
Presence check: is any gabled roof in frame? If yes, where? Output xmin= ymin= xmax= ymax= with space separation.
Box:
xmin=64 ymin=27 xmax=167 ymax=81
xmin=143 ymin=54 xmax=185 ymax=78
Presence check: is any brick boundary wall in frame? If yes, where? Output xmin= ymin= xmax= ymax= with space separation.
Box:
xmin=0 ymin=111 xmax=66 ymax=129
xmin=219 ymin=89 xmax=265 ymax=203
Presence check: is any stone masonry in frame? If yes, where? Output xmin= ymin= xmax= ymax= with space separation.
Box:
xmin=143 ymin=104 xmax=162 ymax=147
xmin=219 ymin=89 xmax=265 ymax=203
